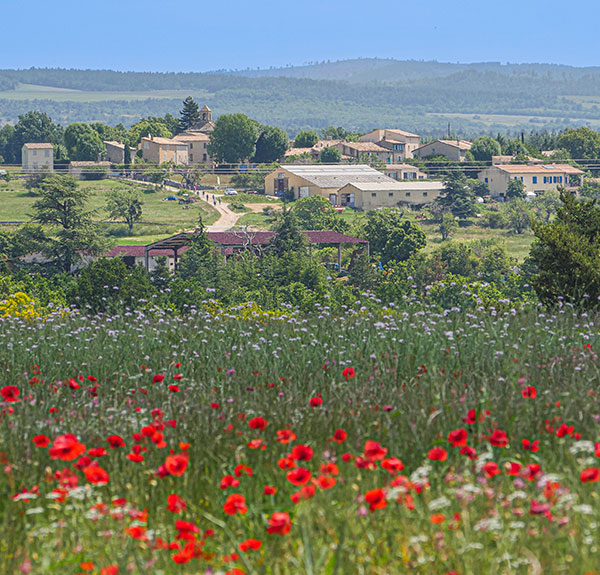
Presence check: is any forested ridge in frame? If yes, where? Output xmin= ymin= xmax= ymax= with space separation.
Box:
xmin=2 ymin=60 xmax=600 ymax=134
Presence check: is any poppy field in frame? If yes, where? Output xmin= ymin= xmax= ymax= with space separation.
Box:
xmin=1 ymin=301 xmax=600 ymax=574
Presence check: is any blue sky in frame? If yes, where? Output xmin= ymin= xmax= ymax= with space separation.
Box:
xmin=1 ymin=0 xmax=598 ymax=71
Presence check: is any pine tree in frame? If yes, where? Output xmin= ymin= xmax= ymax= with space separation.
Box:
xmin=178 ymin=97 xmax=201 ymax=133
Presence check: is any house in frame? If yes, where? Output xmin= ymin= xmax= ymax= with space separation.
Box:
xmin=285 ymin=140 xmax=342 ymax=162
xmin=383 ymin=163 xmax=427 ymax=181
xmin=358 ymin=129 xmax=421 ymax=160
xmin=104 ymin=141 xmax=137 ymax=164
xmin=334 ymin=141 xmax=394 ymax=163
xmin=190 ymin=105 xmax=215 ymax=133
xmin=139 ymin=136 xmax=188 ymax=165
xmin=337 ymin=181 xmax=444 ymax=210
xmin=478 ymin=164 xmax=585 ymax=198
xmin=264 ymin=164 xmax=396 ymax=203
xmin=108 ymin=230 xmax=368 ymax=272
xmin=22 ymin=143 xmax=53 ymax=173
xmin=69 ymin=161 xmax=111 ymax=179
xmin=413 ymin=140 xmax=472 ymax=162
xmin=172 ymin=132 xmax=212 ymax=165
xmin=492 ymin=155 xmax=542 ymax=165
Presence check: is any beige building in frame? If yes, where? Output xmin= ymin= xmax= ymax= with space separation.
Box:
xmin=413 ymin=139 xmax=472 ymax=161
xmin=334 ymin=141 xmax=394 ymax=163
xmin=338 ymin=181 xmax=444 ymax=210
xmin=358 ymin=129 xmax=421 ymax=160
xmin=384 ymin=163 xmax=427 ymax=181
xmin=478 ymin=164 xmax=585 ymax=198
xmin=140 ymin=136 xmax=188 ymax=165
xmin=265 ymin=164 xmax=394 ymax=203
xmin=172 ymin=132 xmax=212 ymax=165
xmin=104 ymin=141 xmax=137 ymax=164
xmin=492 ymin=155 xmax=542 ymax=165
xmin=22 ymin=143 xmax=53 ymax=172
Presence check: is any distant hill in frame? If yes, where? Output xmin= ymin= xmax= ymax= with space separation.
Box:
xmin=2 ymin=61 xmax=600 ymax=135
xmin=215 ymin=58 xmax=600 ymax=84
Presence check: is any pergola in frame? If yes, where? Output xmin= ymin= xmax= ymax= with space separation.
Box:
xmin=143 ymin=230 xmax=369 ymax=271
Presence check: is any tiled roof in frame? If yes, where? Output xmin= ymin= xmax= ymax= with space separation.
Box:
xmin=279 ymin=164 xmax=396 ymax=188
xmin=493 ymin=164 xmax=584 ymax=175
xmin=23 ymin=142 xmax=53 ymax=149
xmin=104 ymin=140 xmax=125 ymax=149
xmin=341 ymin=181 xmax=444 ymax=192
xmin=438 ymin=139 xmax=472 ymax=150
xmin=141 ymin=137 xmax=187 ymax=147
xmin=173 ymin=133 xmax=210 ymax=142
xmin=339 ymin=142 xmax=389 ymax=153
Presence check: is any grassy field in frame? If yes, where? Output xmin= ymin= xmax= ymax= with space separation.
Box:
xmin=1 ymin=301 xmax=600 ymax=574
xmin=0 ymin=178 xmax=219 ymax=244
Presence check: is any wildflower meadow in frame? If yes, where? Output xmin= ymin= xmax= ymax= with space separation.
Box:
xmin=1 ymin=299 xmax=600 ymax=574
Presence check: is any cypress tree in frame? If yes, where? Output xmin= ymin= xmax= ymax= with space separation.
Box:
xmin=178 ymin=97 xmax=201 ymax=133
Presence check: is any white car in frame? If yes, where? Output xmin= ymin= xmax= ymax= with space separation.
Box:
xmin=224 ymin=189 xmax=238 ymax=196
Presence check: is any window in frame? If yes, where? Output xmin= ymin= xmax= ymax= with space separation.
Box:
xmin=203 ymin=154 xmax=207 ymax=161
xmin=33 ymin=150 xmax=37 ymax=156
xmin=144 ymin=142 xmax=149 ymax=150
xmin=45 ymin=150 xmax=49 ymax=158
xmin=405 ymin=192 xmax=411 ymax=197
xmin=553 ymin=176 xmax=557 ymax=183
xmin=190 ymin=143 xmax=193 ymax=149
xmin=190 ymin=154 xmax=193 ymax=162
xmin=532 ymin=176 xmax=537 ymax=184
xmin=559 ymin=176 xmax=563 ymax=183
xmin=423 ymin=192 xmax=428 ymax=197
xmin=166 ymin=145 xmax=170 ymax=151
xmin=163 ymin=153 xmax=167 ymax=162
xmin=520 ymin=177 xmax=523 ymax=182
xmin=388 ymin=192 xmax=394 ymax=197
xmin=371 ymin=193 xmax=377 ymax=197
xmin=485 ymin=177 xmax=488 ymax=183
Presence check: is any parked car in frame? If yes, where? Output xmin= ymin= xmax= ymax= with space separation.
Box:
xmin=224 ymin=189 xmax=238 ymax=196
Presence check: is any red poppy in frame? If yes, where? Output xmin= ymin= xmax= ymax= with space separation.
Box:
xmin=152 ymin=374 xmax=165 ymax=384
xmin=581 ymin=467 xmax=600 ymax=483
xmin=276 ymin=429 xmax=296 ymax=444
xmin=462 ymin=409 xmax=476 ymax=425
xmin=106 ymin=435 xmax=125 ymax=449
xmin=287 ymin=467 xmax=312 ymax=486
xmin=505 ymin=462 xmax=522 ymax=476
xmin=220 ymin=475 xmax=240 ymax=489
xmin=447 ymin=428 xmax=468 ymax=448
xmin=175 ymin=519 xmax=201 ymax=540
xmin=290 ymin=445 xmax=313 ymax=462
xmin=167 ymin=493 xmax=187 ymax=514
xmin=365 ymin=488 xmax=387 ymax=512
xmin=247 ymin=439 xmax=265 ymax=450
xmin=525 ymin=463 xmax=542 ymax=481
xmin=364 ymin=440 xmax=387 ymax=461
xmin=239 ymin=538 xmax=262 ymax=552
xmin=83 ymin=465 xmax=110 ymax=485
xmin=427 ymin=447 xmax=448 ymax=461
xmin=483 ymin=461 xmax=500 ymax=478
xmin=233 ymin=464 xmax=253 ymax=477
xmin=0 ymin=385 xmax=20 ymax=403
xmin=381 ymin=457 xmax=404 ymax=474
xmin=277 ymin=457 xmax=296 ymax=470
xmin=321 ymin=462 xmax=339 ymax=475
xmin=164 ymin=454 xmax=189 ymax=477
xmin=342 ymin=367 xmax=356 ymax=380
xmin=291 ymin=484 xmax=316 ymax=503
xmin=331 ymin=429 xmax=348 ymax=443
xmin=459 ymin=446 xmax=477 ymax=460
xmin=100 ymin=566 xmax=119 ymax=575
xmin=223 ymin=493 xmax=248 ymax=515
xmin=309 ymin=396 xmax=323 ymax=407
xmin=489 ymin=430 xmax=509 ymax=448
xmin=317 ymin=475 xmax=337 ymax=489
xmin=267 ymin=512 xmax=292 ymax=535
xmin=49 ymin=434 xmax=86 ymax=461
xmin=171 ymin=541 xmax=197 ymax=564
xmin=33 ymin=434 xmax=50 ymax=448
xmin=521 ymin=439 xmax=540 ymax=452
xmin=248 ymin=417 xmax=268 ymax=430
xmin=556 ymin=423 xmax=574 ymax=438
xmin=127 ymin=453 xmax=144 ymax=462
xmin=173 ymin=373 xmax=183 ymax=380
xmin=430 ymin=513 xmax=446 ymax=524
xmin=522 ymin=386 xmax=537 ymax=399
xmin=168 ymin=385 xmax=180 ymax=392
xmin=264 ymin=485 xmax=277 ymax=495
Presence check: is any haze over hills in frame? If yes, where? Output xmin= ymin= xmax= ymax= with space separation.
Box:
xmin=2 ymin=59 xmax=600 ymax=136
xmin=214 ymin=58 xmax=600 ymax=84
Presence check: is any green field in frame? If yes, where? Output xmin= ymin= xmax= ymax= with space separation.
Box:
xmin=0 ymin=178 xmax=219 ymax=244
xmin=0 ymin=83 xmax=211 ymax=103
